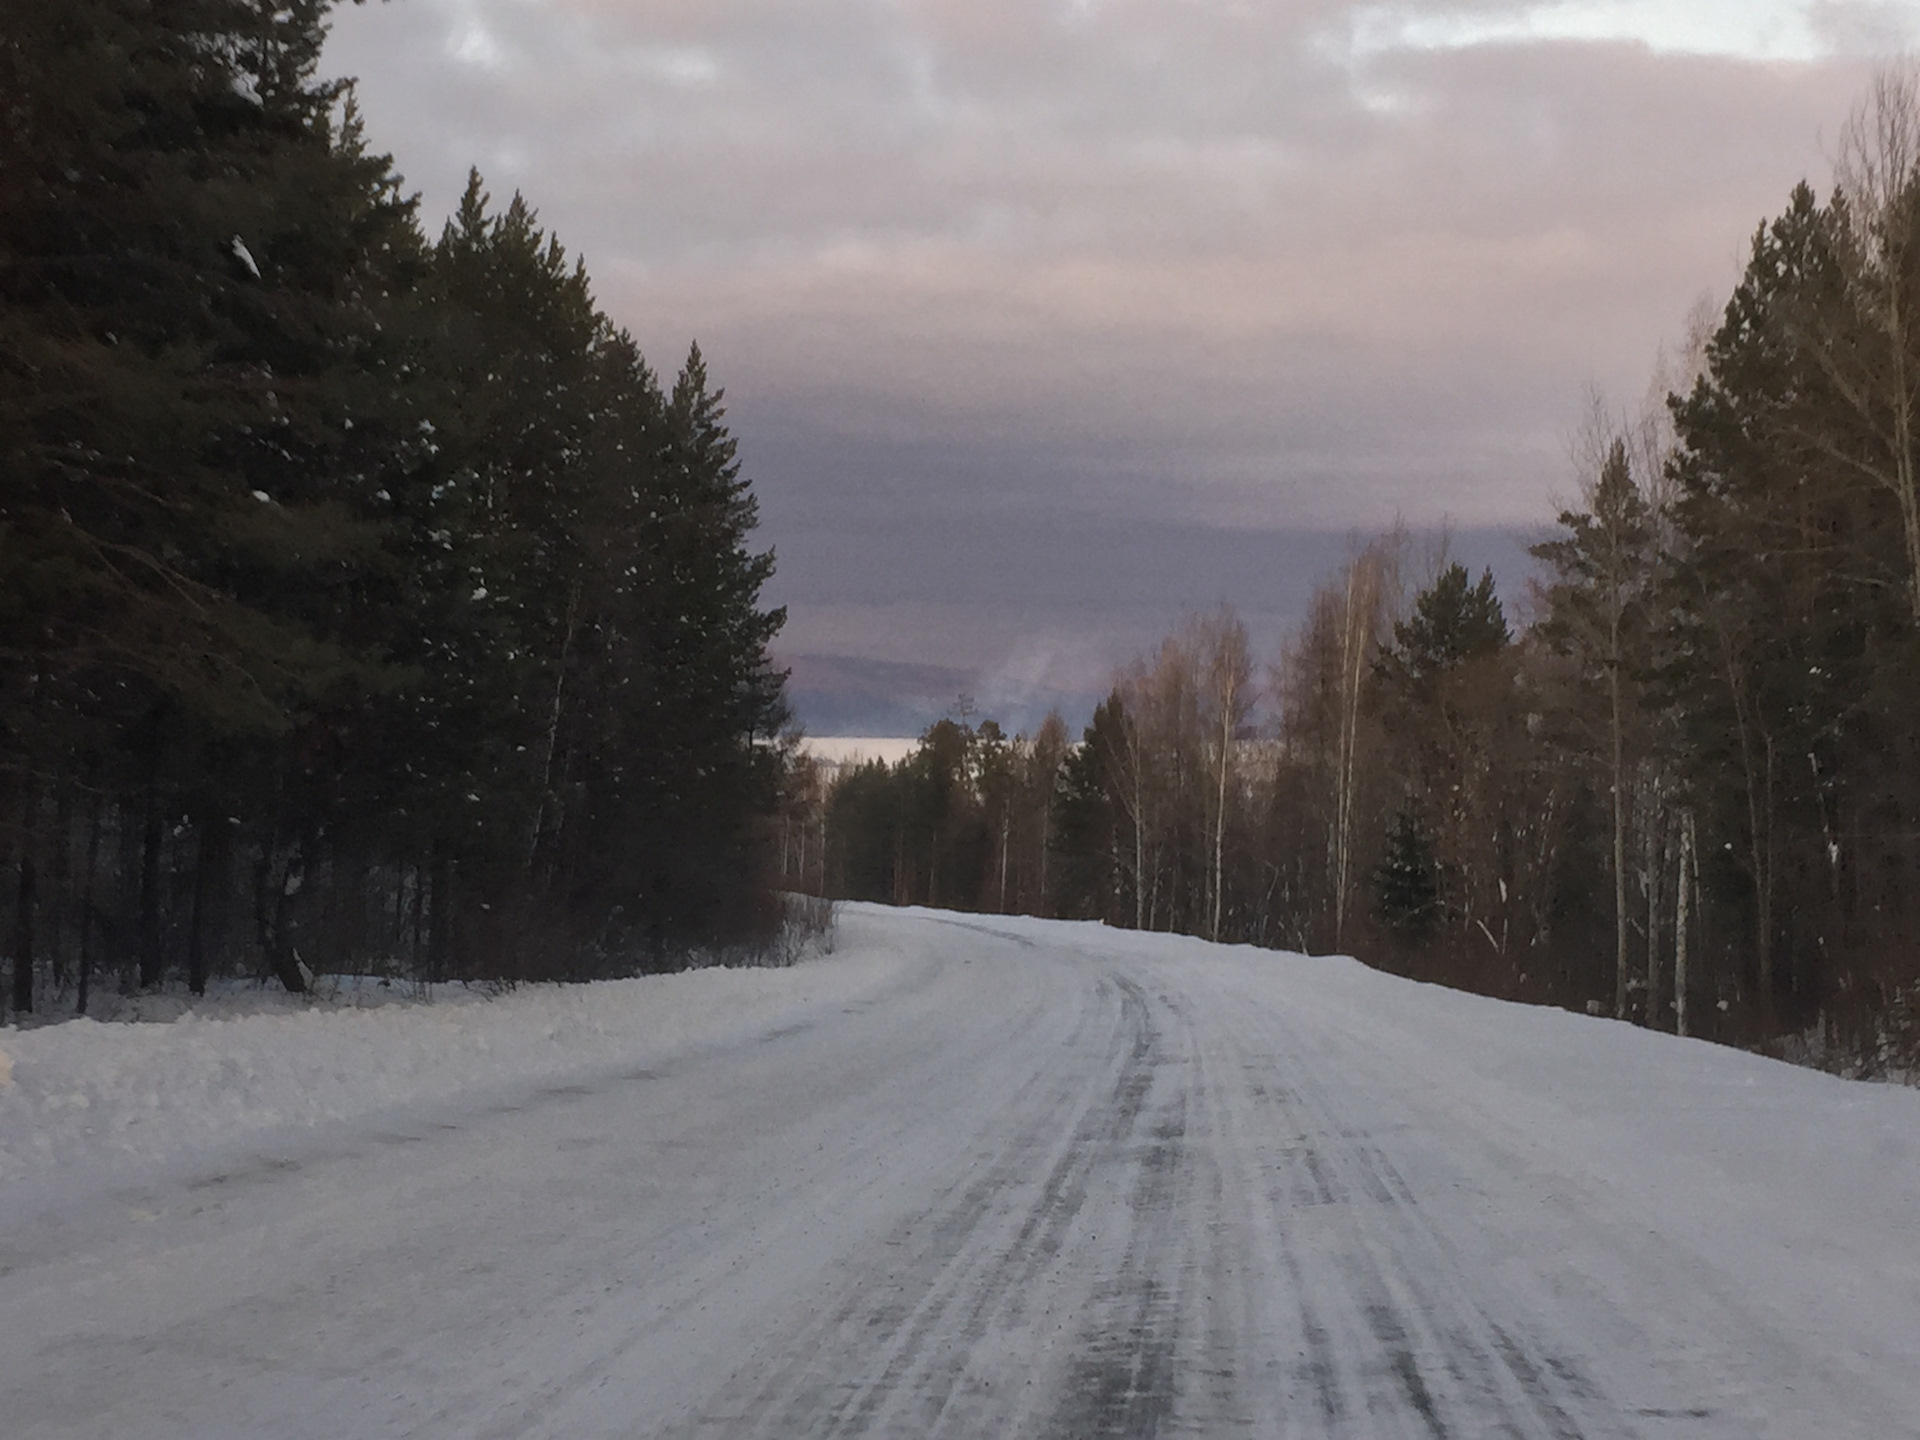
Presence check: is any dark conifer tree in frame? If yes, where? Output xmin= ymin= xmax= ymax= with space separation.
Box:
xmin=1372 ymin=564 xmax=1523 ymax=971
xmin=1533 ymin=440 xmax=1657 ymax=1019
xmin=1374 ymin=808 xmax=1439 ymax=942
xmin=1664 ymin=180 xmax=1912 ymax=1029
xmin=1377 ymin=564 xmax=1510 ymax=689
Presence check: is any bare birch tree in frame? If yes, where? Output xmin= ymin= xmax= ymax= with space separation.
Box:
xmin=1192 ymin=607 xmax=1256 ymax=942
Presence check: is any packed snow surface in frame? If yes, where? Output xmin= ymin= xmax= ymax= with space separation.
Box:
xmin=0 ymin=906 xmax=1916 ymax=1438
xmin=0 ymin=950 xmax=906 ymax=1182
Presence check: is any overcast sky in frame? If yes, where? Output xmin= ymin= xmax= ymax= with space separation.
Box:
xmin=324 ymin=0 xmax=1919 ymax=731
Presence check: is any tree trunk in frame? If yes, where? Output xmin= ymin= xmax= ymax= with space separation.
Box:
xmin=1676 ymin=809 xmax=1695 ymax=1038
xmin=1718 ymin=623 xmax=1774 ymax=1021
xmin=528 ymin=578 xmax=582 ymax=873
xmin=1754 ymin=735 xmax=1776 ymax=1011
xmin=409 ymin=864 xmax=426 ymax=976
xmin=1611 ymin=665 xmax=1629 ymax=1020
xmin=1038 ymin=797 xmax=1051 ymax=919
xmin=1132 ymin=735 xmax=1146 ymax=933
xmin=186 ymin=817 xmax=229 ymax=996
xmin=12 ymin=812 xmax=36 ymax=1016
xmin=48 ymin=784 xmax=71 ymax=995
xmin=259 ymin=839 xmax=309 ymax=995
xmin=1887 ymin=245 xmax=1920 ymax=626
xmin=138 ymin=762 xmax=164 ymax=990
xmin=428 ymin=844 xmax=453 ymax=983
xmin=998 ymin=811 xmax=1009 ymax=914
xmin=1644 ymin=784 xmax=1662 ymax=1028
xmin=1333 ymin=562 xmax=1372 ymax=949
xmin=1211 ymin=697 xmax=1230 ymax=943
xmin=76 ymin=794 xmax=102 ymax=1017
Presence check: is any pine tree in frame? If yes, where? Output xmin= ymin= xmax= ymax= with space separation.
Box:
xmin=586 ymin=340 xmax=787 ymax=960
xmin=1662 ymin=180 xmax=1893 ymax=1026
xmin=1533 ymin=439 xmax=1656 ymax=1018
xmin=1055 ymin=692 xmax=1139 ymax=925
xmin=1378 ymin=563 xmax=1510 ymax=687
xmin=1375 ymin=807 xmax=1439 ymax=942
xmin=1372 ymin=564 xmax=1521 ymax=961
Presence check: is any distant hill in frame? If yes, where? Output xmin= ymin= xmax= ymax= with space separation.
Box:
xmin=778 ymin=653 xmax=1098 ymax=739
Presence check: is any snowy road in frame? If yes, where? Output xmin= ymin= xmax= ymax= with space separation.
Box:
xmin=2 ymin=907 xmax=1917 ymax=1438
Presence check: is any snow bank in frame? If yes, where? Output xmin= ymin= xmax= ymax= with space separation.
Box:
xmin=0 ymin=946 xmax=908 ymax=1184
xmin=935 ymin=910 xmax=1920 ymax=1281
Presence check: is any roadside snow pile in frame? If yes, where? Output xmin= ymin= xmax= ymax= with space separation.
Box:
xmin=0 ymin=946 xmax=907 ymax=1184
xmin=24 ymin=973 xmax=448 ymax=1027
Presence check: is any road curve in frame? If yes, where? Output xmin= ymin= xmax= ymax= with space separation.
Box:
xmin=0 ymin=906 xmax=1913 ymax=1438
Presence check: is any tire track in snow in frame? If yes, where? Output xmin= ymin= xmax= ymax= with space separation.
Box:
xmin=672 ymin=965 xmax=1162 ymax=1437
xmin=1039 ymin=980 xmax=1194 ymax=1440
xmin=1210 ymin=980 xmax=1640 ymax=1439
xmin=677 ymin=941 xmax=1645 ymax=1438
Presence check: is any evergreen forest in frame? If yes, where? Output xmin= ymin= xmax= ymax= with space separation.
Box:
xmin=785 ymin=75 xmax=1920 ymax=1076
xmin=0 ymin=0 xmax=789 ymax=1011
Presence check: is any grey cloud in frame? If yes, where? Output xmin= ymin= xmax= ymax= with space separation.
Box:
xmin=1811 ymin=2 xmax=1920 ymax=53
xmin=324 ymin=1 xmax=1900 ymax=728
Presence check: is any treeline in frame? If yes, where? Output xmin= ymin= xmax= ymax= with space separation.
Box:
xmin=794 ymin=75 xmax=1920 ymax=1072
xmin=0 ymin=2 xmax=787 ymax=1011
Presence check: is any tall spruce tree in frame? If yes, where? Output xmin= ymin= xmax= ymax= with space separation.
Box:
xmin=1664 ymin=181 xmax=1891 ymax=1026
xmin=1534 ymin=440 xmax=1656 ymax=1019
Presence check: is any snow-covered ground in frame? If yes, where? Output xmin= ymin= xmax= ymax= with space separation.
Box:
xmin=0 ymin=947 xmax=904 ymax=1182
xmin=1 ymin=906 xmax=1916 ymax=1438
